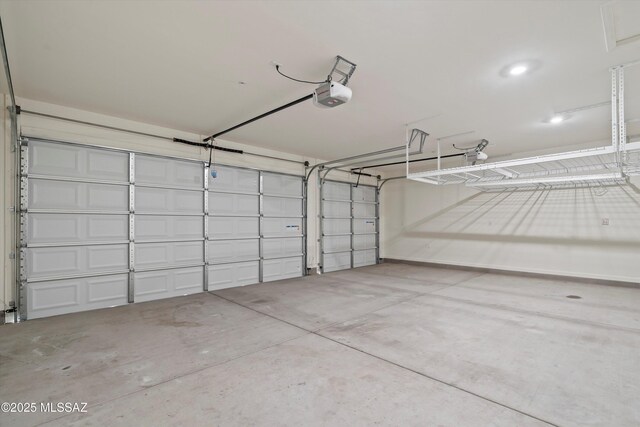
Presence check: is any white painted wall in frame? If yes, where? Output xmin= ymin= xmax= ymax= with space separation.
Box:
xmin=0 ymin=97 xmax=377 ymax=312
xmin=381 ymin=151 xmax=640 ymax=283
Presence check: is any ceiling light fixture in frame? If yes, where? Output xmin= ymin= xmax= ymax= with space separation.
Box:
xmin=509 ymin=65 xmax=528 ymax=76
xmin=500 ymin=60 xmax=541 ymax=78
xmin=547 ymin=113 xmax=573 ymax=124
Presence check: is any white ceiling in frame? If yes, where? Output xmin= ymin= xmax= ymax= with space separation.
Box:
xmin=2 ymin=0 xmax=640 ymax=161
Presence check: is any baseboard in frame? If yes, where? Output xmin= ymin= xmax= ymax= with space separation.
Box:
xmin=381 ymin=258 xmax=640 ymax=289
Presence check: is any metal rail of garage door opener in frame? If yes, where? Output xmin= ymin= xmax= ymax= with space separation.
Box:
xmin=14 ymin=136 xmax=307 ymax=321
xmin=203 ymin=56 xmax=357 ymax=142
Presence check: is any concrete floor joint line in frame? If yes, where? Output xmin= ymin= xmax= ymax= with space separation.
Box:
xmin=208 ymin=291 xmax=560 ymax=427
xmin=428 ymin=292 xmax=640 ymax=334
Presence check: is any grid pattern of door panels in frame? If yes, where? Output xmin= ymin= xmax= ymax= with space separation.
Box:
xmin=21 ymin=140 xmax=131 ymax=318
xmin=207 ymin=165 xmax=261 ymax=290
xmin=134 ymin=154 xmax=205 ymax=302
xmin=321 ymin=180 xmax=379 ymax=273
xmin=261 ymin=172 xmax=304 ymax=282
xmin=19 ymin=138 xmax=306 ymax=319
xmin=352 ymin=185 xmax=379 ymax=267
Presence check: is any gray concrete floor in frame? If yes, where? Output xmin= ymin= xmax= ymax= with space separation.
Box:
xmin=2 ymin=262 xmax=639 ymax=426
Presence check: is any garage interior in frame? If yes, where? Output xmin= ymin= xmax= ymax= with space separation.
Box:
xmin=1 ymin=1 xmax=640 ymax=426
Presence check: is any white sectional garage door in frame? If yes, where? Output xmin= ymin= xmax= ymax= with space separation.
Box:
xmin=261 ymin=172 xmax=304 ymax=282
xmin=208 ymin=164 xmax=260 ymax=290
xmin=320 ymin=180 xmax=379 ymax=273
xmin=134 ymin=154 xmax=205 ymax=302
xmin=22 ymin=140 xmax=131 ymax=319
xmin=18 ymin=138 xmax=305 ymax=319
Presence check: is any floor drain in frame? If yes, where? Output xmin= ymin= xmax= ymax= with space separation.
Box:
xmin=566 ymin=295 xmax=582 ymax=299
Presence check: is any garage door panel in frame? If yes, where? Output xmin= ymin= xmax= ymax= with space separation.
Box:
xmin=353 ymin=202 xmax=376 ymax=218
xmin=29 ymin=179 xmax=128 ymax=211
xmin=136 ymin=241 xmax=204 ymax=270
xmin=209 ymin=217 xmax=259 ymax=238
xmin=262 ymin=173 xmax=302 ymax=196
xmin=135 ymin=155 xmax=203 ymax=189
xmin=263 ymin=196 xmax=302 ymax=217
xmin=27 ymin=244 xmax=128 ymax=279
xmin=21 ymin=141 xmax=309 ymax=318
xmin=263 ymin=257 xmax=303 ymax=282
xmin=136 ymin=215 xmax=203 ymax=241
xmin=134 ymin=266 xmax=203 ymax=302
xmin=27 ymin=213 xmax=129 ymax=244
xmin=209 ymin=192 xmax=258 ymax=216
xmin=26 ymin=274 xmax=128 ymax=319
xmin=323 ymin=218 xmax=351 ymax=235
xmin=323 ymin=200 xmax=351 ymax=218
xmin=263 ymin=217 xmax=302 ymax=236
xmin=323 ymin=181 xmax=351 ymax=200
xmin=263 ymin=237 xmax=302 ymax=258
xmin=323 ymin=252 xmax=352 ymax=273
xmin=353 ymin=234 xmax=376 ymax=250
xmin=321 ymin=181 xmax=378 ymax=273
xmin=354 ymin=249 xmax=377 ymax=267
xmin=86 ymin=184 xmax=129 ymax=210
xmin=353 ymin=218 xmax=377 ymax=234
xmin=209 ymin=165 xmax=258 ymax=193
xmin=208 ymin=239 xmax=259 ymax=263
xmin=323 ymin=235 xmax=351 ymax=253
xmin=136 ymin=187 xmax=203 ymax=214
xmin=352 ymin=186 xmax=376 ymax=202
xmin=208 ymin=261 xmax=259 ymax=290
xmin=29 ymin=141 xmax=129 ymax=182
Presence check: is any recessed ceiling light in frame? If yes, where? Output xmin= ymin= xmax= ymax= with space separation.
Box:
xmin=547 ymin=114 xmax=571 ymax=124
xmin=509 ymin=65 xmax=528 ymax=76
xmin=500 ymin=60 xmax=541 ymax=78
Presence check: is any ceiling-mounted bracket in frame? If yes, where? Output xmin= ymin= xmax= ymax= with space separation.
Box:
xmin=204 ymin=55 xmax=357 ymax=142
xmin=408 ymin=128 xmax=428 ymax=151
xmin=329 ymin=56 xmax=357 ymax=86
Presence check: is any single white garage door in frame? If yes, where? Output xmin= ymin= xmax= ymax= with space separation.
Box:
xmin=320 ymin=180 xmax=379 ymax=273
xmin=18 ymin=138 xmax=306 ymax=319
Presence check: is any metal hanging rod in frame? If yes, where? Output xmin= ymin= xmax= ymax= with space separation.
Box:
xmin=204 ymin=93 xmax=313 ymax=142
xmin=353 ymin=152 xmax=465 ymax=170
xmin=0 ymin=16 xmax=16 ymax=108
xmin=305 ymin=128 xmax=428 ymax=182
xmin=19 ymin=109 xmax=307 ymax=166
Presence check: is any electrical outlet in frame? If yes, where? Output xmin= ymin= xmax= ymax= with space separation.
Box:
xmin=602 ymin=218 xmax=610 ymax=226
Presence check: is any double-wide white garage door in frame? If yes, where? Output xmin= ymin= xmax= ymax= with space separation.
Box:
xmin=19 ymin=138 xmax=304 ymax=319
xmin=320 ymin=180 xmax=379 ymax=273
